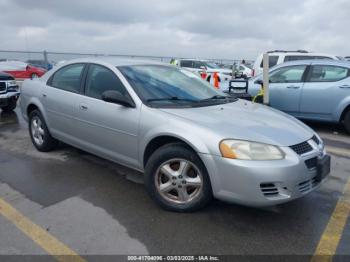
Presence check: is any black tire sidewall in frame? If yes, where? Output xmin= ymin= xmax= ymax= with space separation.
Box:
xmin=344 ymin=110 xmax=350 ymax=134
xmin=144 ymin=143 xmax=212 ymax=212
xmin=1 ymin=97 xmax=17 ymax=112
xmin=28 ymin=110 xmax=57 ymax=151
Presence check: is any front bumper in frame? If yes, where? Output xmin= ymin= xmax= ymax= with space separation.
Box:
xmin=0 ymin=92 xmax=20 ymax=107
xmin=199 ymin=147 xmax=330 ymax=207
xmin=0 ymin=91 xmax=20 ymax=99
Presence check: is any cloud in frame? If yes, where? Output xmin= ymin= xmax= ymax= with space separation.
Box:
xmin=0 ymin=0 xmax=349 ymax=61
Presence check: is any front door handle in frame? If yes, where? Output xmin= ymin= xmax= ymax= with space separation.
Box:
xmin=339 ymin=85 xmax=350 ymax=88
xmin=79 ymin=104 xmax=88 ymax=111
xmin=286 ymin=85 xmax=300 ymax=89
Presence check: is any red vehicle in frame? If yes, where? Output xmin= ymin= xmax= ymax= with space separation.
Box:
xmin=0 ymin=61 xmax=46 ymax=79
xmin=5 ymin=64 xmax=46 ymax=79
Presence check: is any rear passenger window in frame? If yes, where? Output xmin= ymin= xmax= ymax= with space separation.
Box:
xmin=85 ymin=64 xmax=127 ymax=100
xmin=260 ymin=56 xmax=278 ymax=68
xmin=314 ymin=56 xmax=333 ymax=60
xmin=284 ymin=56 xmax=333 ymax=62
xmin=193 ymin=61 xmax=204 ymax=69
xmin=309 ymin=65 xmax=349 ymax=82
xmin=180 ymin=60 xmax=193 ymax=68
xmin=284 ymin=56 xmax=310 ymax=62
xmin=49 ymin=64 xmax=85 ymax=93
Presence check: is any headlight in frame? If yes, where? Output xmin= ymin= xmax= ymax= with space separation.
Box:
xmin=219 ymin=139 xmax=285 ymax=160
xmin=7 ymin=80 xmax=17 ymax=86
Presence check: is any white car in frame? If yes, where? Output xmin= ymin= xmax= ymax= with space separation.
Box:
xmin=174 ymin=59 xmax=232 ymax=85
xmin=235 ymin=64 xmax=253 ymax=78
xmin=252 ymin=50 xmax=341 ymax=77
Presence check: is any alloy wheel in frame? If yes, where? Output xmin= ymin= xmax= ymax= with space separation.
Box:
xmin=31 ymin=116 xmax=45 ymax=146
xmin=155 ymin=159 xmax=203 ymax=204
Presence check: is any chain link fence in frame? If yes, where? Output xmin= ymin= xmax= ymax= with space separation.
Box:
xmin=0 ymin=50 xmax=253 ymax=67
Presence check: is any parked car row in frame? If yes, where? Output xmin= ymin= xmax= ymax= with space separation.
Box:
xmin=26 ymin=59 xmax=54 ymax=71
xmin=171 ymin=59 xmax=233 ymax=84
xmin=252 ymin=50 xmax=342 ymax=77
xmin=0 ymin=60 xmax=46 ymax=79
xmin=226 ymin=59 xmax=350 ymax=133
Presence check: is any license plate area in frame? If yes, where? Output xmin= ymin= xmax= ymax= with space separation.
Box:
xmin=315 ymin=155 xmax=331 ymax=182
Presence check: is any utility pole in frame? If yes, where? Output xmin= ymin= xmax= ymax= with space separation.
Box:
xmin=43 ymin=50 xmax=48 ymax=63
xmin=262 ymin=53 xmax=270 ymax=105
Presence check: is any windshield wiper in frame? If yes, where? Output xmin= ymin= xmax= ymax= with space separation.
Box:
xmin=146 ymin=97 xmax=197 ymax=103
xmin=199 ymin=95 xmax=229 ymax=102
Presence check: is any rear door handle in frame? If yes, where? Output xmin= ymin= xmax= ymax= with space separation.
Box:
xmin=286 ymin=85 xmax=300 ymax=89
xmin=339 ymin=85 xmax=350 ymax=88
xmin=79 ymin=104 xmax=88 ymax=111
xmin=42 ymin=93 xmax=47 ymax=98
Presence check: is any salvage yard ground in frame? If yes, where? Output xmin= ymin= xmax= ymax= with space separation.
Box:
xmin=0 ymin=108 xmax=349 ymax=261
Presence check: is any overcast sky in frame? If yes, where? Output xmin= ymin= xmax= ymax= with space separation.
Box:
xmin=0 ymin=0 xmax=349 ymax=60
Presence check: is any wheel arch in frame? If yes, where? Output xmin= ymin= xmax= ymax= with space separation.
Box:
xmin=27 ymin=103 xmax=39 ymax=116
xmin=340 ymin=104 xmax=350 ymax=122
xmin=25 ymin=98 xmax=49 ymax=127
xmin=143 ymin=135 xmax=199 ymax=168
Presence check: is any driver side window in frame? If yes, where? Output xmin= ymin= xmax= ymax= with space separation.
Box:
xmin=85 ymin=64 xmax=127 ymax=100
xmin=270 ymin=65 xmax=307 ymax=83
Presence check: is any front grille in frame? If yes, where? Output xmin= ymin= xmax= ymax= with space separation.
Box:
xmin=305 ymin=157 xmax=318 ymax=169
xmin=7 ymin=85 xmax=18 ymax=92
xmin=311 ymin=135 xmax=320 ymax=145
xmin=299 ymin=177 xmax=319 ymax=193
xmin=0 ymin=82 xmax=6 ymax=93
xmin=290 ymin=141 xmax=313 ymax=155
xmin=260 ymin=183 xmax=279 ymax=197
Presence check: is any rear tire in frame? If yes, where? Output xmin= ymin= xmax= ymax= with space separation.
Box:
xmin=1 ymin=97 xmax=17 ymax=112
xmin=344 ymin=110 xmax=350 ymax=134
xmin=31 ymin=73 xmax=38 ymax=79
xmin=144 ymin=143 xmax=212 ymax=212
xmin=28 ymin=110 xmax=58 ymax=152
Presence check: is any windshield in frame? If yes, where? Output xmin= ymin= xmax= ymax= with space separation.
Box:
xmin=118 ymin=65 xmax=236 ymax=107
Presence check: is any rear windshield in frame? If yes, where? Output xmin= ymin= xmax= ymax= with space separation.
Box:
xmin=260 ymin=56 xmax=278 ymax=68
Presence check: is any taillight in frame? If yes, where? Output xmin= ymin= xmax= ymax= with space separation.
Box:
xmin=252 ymin=69 xmax=255 ymax=76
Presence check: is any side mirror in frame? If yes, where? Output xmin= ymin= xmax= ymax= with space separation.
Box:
xmin=254 ymin=79 xmax=263 ymax=85
xmin=101 ymin=90 xmax=135 ymax=108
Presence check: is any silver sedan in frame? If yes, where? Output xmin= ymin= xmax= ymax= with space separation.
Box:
xmin=20 ymin=58 xmax=331 ymax=212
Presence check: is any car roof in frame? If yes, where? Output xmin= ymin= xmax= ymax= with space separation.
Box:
xmin=0 ymin=71 xmax=13 ymax=78
xmin=62 ymin=57 xmax=169 ymax=67
xmin=266 ymin=52 xmax=336 ymax=57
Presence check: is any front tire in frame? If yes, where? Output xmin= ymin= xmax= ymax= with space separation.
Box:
xmin=144 ymin=143 xmax=212 ymax=212
xmin=1 ymin=97 xmax=17 ymax=112
xmin=344 ymin=110 xmax=350 ymax=134
xmin=29 ymin=110 xmax=58 ymax=152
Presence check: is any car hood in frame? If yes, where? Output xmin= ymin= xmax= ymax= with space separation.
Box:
xmin=0 ymin=71 xmax=14 ymax=80
xmin=160 ymin=100 xmax=314 ymax=147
